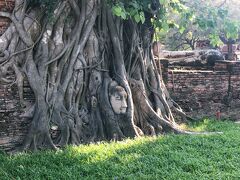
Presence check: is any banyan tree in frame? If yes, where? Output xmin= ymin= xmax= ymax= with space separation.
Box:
xmin=0 ymin=0 xmax=210 ymax=151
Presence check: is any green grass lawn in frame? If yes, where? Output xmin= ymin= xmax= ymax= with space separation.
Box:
xmin=1 ymin=119 xmax=240 ymax=180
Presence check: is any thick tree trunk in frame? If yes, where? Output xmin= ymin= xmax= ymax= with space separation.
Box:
xmin=0 ymin=0 xmax=212 ymax=151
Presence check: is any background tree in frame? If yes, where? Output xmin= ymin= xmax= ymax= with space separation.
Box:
xmin=163 ymin=25 xmax=210 ymax=50
xmin=158 ymin=0 xmax=240 ymax=56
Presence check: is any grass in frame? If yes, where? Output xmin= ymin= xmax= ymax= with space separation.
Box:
xmin=1 ymin=119 xmax=240 ymax=179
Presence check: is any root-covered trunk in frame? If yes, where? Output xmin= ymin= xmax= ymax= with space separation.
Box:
xmin=0 ymin=0 xmax=206 ymax=151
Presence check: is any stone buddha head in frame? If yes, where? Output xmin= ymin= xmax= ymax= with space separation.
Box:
xmin=109 ymin=81 xmax=128 ymax=114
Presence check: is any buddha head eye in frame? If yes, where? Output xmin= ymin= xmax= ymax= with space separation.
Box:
xmin=115 ymin=95 xmax=121 ymax=100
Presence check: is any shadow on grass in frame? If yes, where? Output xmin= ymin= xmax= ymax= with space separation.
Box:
xmin=0 ymin=119 xmax=240 ymax=180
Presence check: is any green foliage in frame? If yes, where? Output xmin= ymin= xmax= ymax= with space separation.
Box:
xmin=110 ymin=0 xmax=146 ymax=23
xmin=156 ymin=0 xmax=240 ymax=49
xmin=183 ymin=0 xmax=240 ymax=45
xmin=1 ymin=119 xmax=240 ymax=179
xmin=109 ymin=0 xmax=195 ymax=44
xmin=28 ymin=0 xmax=239 ymax=46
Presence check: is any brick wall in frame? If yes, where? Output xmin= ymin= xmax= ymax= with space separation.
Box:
xmin=0 ymin=0 xmax=22 ymax=151
xmin=0 ymin=73 xmax=33 ymax=151
xmin=0 ymin=0 xmax=15 ymax=35
xmin=166 ymin=61 xmax=240 ymax=116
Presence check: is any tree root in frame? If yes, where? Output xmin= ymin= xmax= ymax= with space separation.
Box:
xmin=130 ymin=78 xmax=223 ymax=135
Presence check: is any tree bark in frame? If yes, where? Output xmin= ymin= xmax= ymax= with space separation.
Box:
xmin=0 ymin=0 xmax=212 ymax=151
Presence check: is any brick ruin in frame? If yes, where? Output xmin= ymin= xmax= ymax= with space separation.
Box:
xmin=165 ymin=61 xmax=240 ymax=120
xmin=0 ymin=77 xmax=33 ymax=151
xmin=0 ymin=0 xmax=21 ymax=151
xmin=0 ymin=0 xmax=14 ymax=35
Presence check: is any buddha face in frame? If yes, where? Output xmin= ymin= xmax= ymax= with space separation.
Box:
xmin=109 ymin=82 xmax=128 ymax=114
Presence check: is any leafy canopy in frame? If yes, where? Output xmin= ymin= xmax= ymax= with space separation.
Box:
xmin=110 ymin=0 xmax=240 ymax=46
xmin=27 ymin=0 xmax=240 ymax=46
xmin=186 ymin=0 xmax=240 ymax=46
xmin=109 ymin=0 xmax=187 ymax=27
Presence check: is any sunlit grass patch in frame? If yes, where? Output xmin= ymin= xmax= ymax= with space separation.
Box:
xmin=0 ymin=119 xmax=240 ymax=179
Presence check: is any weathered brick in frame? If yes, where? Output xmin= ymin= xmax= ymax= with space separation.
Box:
xmin=0 ymin=0 xmax=14 ymax=35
